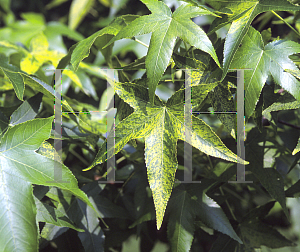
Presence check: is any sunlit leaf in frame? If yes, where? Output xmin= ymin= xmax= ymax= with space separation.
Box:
xmin=0 ymin=117 xmax=96 ymax=251
xmin=230 ymin=26 xmax=300 ymax=120
xmin=104 ymin=0 xmax=220 ymax=104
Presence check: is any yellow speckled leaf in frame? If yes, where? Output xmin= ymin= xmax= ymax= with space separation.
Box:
xmin=145 ymin=108 xmax=178 ymax=229
xmin=37 ymin=141 xmax=62 ymax=163
xmin=86 ymin=80 xmax=248 ymax=229
xmin=20 ymin=32 xmax=64 ymax=74
xmin=171 ymin=108 xmax=248 ymax=165
xmin=292 ymin=137 xmax=300 ymax=155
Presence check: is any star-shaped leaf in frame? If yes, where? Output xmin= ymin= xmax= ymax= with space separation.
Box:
xmin=85 ymin=80 xmax=248 ymax=230
xmin=104 ymin=0 xmax=221 ymax=104
xmin=205 ymin=0 xmax=300 ymax=79
xmin=230 ymin=26 xmax=300 ymax=120
xmin=0 ymin=117 xmax=96 ymax=251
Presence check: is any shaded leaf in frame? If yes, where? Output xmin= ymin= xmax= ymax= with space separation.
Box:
xmin=9 ymin=92 xmax=43 ymax=126
xmin=209 ymin=82 xmax=236 ymax=138
xmin=239 ymin=220 xmax=295 ymax=248
xmin=167 ymin=184 xmax=242 ymax=252
xmin=245 ymin=127 xmax=289 ymax=219
xmin=285 ymin=179 xmax=300 ymax=197
xmin=262 ymin=92 xmax=300 ymax=121
xmin=34 ymin=196 xmax=84 ymax=232
xmin=0 ymin=110 xmax=9 ymax=137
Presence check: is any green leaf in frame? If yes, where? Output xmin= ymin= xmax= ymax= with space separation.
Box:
xmin=285 ymin=68 xmax=300 ymax=79
xmin=261 ymin=28 xmax=272 ymax=45
xmin=85 ymin=81 xmax=248 ymax=230
xmin=45 ymin=21 xmax=85 ymax=41
xmin=70 ymin=14 xmax=139 ymax=71
xmin=285 ymin=179 xmax=300 ymax=197
xmin=230 ymin=26 xmax=300 ymax=120
xmin=0 ymin=13 xmax=45 ymax=47
xmin=130 ymin=168 xmax=156 ymax=228
xmin=0 ymin=117 xmax=96 ymax=251
xmin=0 ymin=110 xmax=9 ymax=137
xmin=9 ymin=92 xmax=43 ymax=126
xmin=69 ymin=0 xmax=95 ymax=30
xmin=239 ymin=220 xmax=295 ymax=248
xmin=0 ymin=59 xmax=97 ymax=137
xmin=167 ymin=184 xmax=242 ymax=252
xmin=205 ymin=0 xmax=300 ymax=80
xmin=44 ymin=183 xmax=128 ymax=252
xmin=262 ymin=92 xmax=300 ymax=121
xmin=104 ymin=0 xmax=220 ymax=104
xmin=34 ymin=196 xmax=84 ymax=232
xmin=245 ymin=127 xmax=289 ymax=219
xmin=0 ymin=54 xmax=25 ymax=100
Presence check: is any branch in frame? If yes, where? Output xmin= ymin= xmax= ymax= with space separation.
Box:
xmin=278 ymin=119 xmax=300 ymax=130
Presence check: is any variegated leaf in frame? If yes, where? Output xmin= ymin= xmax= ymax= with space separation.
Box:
xmin=86 ymin=80 xmax=248 ymax=229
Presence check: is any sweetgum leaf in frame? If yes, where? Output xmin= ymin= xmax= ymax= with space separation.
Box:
xmin=167 ymin=184 xmax=242 ymax=252
xmin=209 ymin=82 xmax=236 ymax=138
xmin=9 ymin=92 xmax=43 ymax=126
xmin=104 ymin=0 xmax=220 ymax=104
xmin=205 ymin=0 xmax=300 ymax=80
xmin=230 ymin=26 xmax=300 ymax=120
xmin=0 ymin=117 xmax=96 ymax=252
xmin=0 ymin=59 xmax=101 ymax=140
xmin=70 ymin=14 xmax=139 ymax=71
xmin=239 ymin=221 xmax=296 ymax=248
xmin=0 ymin=54 xmax=25 ymax=100
xmin=34 ymin=196 xmax=84 ymax=232
xmin=85 ymin=81 xmax=248 ymax=230
xmin=20 ymin=32 xmax=64 ymax=75
xmin=245 ymin=127 xmax=289 ymax=219
xmin=262 ymin=92 xmax=300 ymax=121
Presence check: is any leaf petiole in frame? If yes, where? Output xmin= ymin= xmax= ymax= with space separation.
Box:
xmin=132 ymin=37 xmax=149 ymax=48
xmin=271 ymin=11 xmax=300 ymax=38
